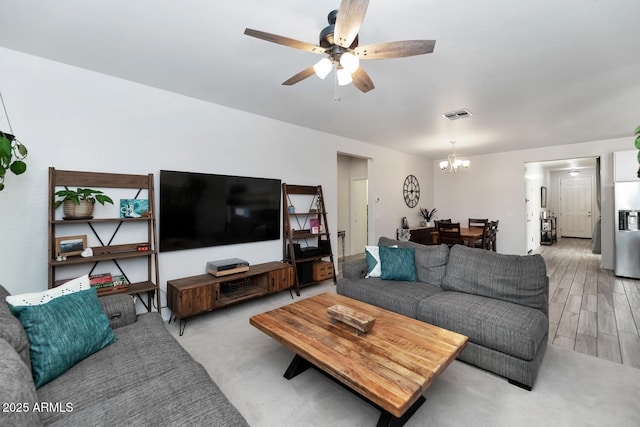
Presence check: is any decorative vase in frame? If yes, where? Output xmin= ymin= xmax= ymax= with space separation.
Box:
xmin=63 ymin=199 xmax=94 ymax=219
xmin=427 ymin=221 xmax=434 ymax=227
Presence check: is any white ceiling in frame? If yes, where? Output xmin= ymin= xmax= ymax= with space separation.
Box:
xmin=1 ymin=0 xmax=639 ymax=160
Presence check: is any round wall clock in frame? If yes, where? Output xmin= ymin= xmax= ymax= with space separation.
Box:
xmin=403 ymin=175 xmax=420 ymax=208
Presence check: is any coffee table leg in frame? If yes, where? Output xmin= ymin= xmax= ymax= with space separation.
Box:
xmin=284 ymin=353 xmax=426 ymax=427
xmin=376 ymin=395 xmax=426 ymax=427
xmin=283 ymin=354 xmax=312 ymax=380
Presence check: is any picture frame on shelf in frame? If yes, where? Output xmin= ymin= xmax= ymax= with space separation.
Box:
xmin=119 ymin=199 xmax=150 ymax=218
xmin=55 ymin=235 xmax=87 ymax=257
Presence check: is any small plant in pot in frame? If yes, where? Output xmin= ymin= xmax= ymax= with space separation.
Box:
xmin=54 ymin=188 xmax=114 ymax=219
xmin=418 ymin=207 xmax=437 ymax=227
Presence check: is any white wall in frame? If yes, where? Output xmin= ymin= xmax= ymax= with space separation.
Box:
xmin=0 ymin=48 xmax=431 ymax=307
xmin=433 ymin=139 xmax=632 ymax=268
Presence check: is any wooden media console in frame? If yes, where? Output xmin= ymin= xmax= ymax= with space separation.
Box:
xmin=167 ymin=261 xmax=295 ymax=335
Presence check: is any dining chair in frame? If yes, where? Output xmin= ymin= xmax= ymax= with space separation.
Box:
xmin=473 ymin=222 xmax=491 ymax=249
xmin=468 ymin=218 xmax=488 ymax=248
xmin=437 ymin=222 xmax=462 ymax=247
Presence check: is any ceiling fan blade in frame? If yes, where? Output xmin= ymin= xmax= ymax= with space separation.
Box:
xmin=334 ymin=0 xmax=369 ymax=48
xmin=355 ymin=40 xmax=436 ymax=59
xmin=351 ymin=67 xmax=375 ymax=93
xmin=244 ymin=28 xmax=325 ymax=54
xmin=282 ymin=66 xmax=316 ymax=86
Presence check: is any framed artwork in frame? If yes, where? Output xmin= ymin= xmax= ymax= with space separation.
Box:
xmin=119 ymin=199 xmax=149 ymax=218
xmin=541 ymin=186 xmax=547 ymax=208
xmin=55 ymin=235 xmax=87 ymax=257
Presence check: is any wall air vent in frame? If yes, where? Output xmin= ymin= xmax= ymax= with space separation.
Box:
xmin=442 ymin=108 xmax=473 ymax=120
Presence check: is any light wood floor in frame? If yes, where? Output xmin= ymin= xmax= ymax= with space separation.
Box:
xmin=533 ymin=237 xmax=640 ymax=369
xmin=339 ymin=238 xmax=640 ymax=369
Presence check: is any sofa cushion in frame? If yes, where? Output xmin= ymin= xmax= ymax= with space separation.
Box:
xmin=336 ymin=278 xmax=442 ymax=318
xmin=0 ymin=338 xmax=42 ymax=426
xmin=37 ymin=313 xmax=249 ymax=426
xmin=0 ymin=285 xmax=32 ymax=368
xmin=379 ymin=246 xmax=417 ymax=281
xmin=416 ymin=291 xmax=548 ymax=360
xmin=442 ymin=245 xmax=548 ymax=314
xmin=378 ymin=237 xmax=449 ymax=286
xmin=9 ymin=288 xmax=116 ymax=388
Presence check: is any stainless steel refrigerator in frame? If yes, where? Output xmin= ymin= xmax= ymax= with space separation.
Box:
xmin=615 ymin=181 xmax=640 ymax=278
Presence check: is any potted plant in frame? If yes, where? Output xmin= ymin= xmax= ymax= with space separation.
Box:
xmin=635 ymin=124 xmax=640 ymax=178
xmin=0 ymin=131 xmax=28 ymax=191
xmin=418 ymin=207 xmax=437 ymax=227
xmin=54 ymin=188 xmax=114 ymax=219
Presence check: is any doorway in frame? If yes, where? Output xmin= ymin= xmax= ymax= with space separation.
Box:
xmin=337 ymin=154 xmax=369 ymax=259
xmin=524 ymin=157 xmax=599 ymax=251
xmin=351 ymin=179 xmax=368 ymax=254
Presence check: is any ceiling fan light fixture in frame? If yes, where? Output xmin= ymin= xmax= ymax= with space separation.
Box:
xmin=313 ymin=58 xmax=333 ymax=79
xmin=336 ymin=66 xmax=353 ymax=86
xmin=339 ymin=52 xmax=360 ymax=73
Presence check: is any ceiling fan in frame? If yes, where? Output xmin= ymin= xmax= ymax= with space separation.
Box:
xmin=244 ymin=0 xmax=435 ymax=93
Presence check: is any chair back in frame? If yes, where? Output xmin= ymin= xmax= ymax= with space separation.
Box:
xmin=437 ymin=222 xmax=462 ymax=246
xmin=434 ymin=218 xmax=451 ymax=227
xmin=488 ymin=220 xmax=499 ymax=251
xmin=469 ymin=218 xmax=488 ymax=228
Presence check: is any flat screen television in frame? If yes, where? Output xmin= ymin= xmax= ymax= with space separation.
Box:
xmin=159 ymin=170 xmax=281 ymax=252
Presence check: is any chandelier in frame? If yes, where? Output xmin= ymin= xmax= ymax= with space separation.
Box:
xmin=439 ymin=141 xmax=470 ymax=173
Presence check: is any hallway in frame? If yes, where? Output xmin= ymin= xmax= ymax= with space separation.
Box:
xmin=534 ymin=238 xmax=640 ymax=369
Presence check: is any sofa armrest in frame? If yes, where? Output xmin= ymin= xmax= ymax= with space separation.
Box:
xmin=99 ymin=294 xmax=136 ymax=329
xmin=342 ymin=258 xmax=369 ymax=280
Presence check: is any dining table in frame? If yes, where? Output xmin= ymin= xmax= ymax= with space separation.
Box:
xmin=431 ymin=226 xmax=484 ymax=246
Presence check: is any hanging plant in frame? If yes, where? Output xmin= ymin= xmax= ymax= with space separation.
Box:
xmin=0 ymin=131 xmax=28 ymax=191
xmin=636 ymin=124 xmax=640 ymax=179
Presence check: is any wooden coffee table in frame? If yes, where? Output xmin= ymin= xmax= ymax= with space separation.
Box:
xmin=250 ymin=292 xmax=468 ymax=427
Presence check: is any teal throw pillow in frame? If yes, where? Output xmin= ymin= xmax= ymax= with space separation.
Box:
xmin=379 ymin=245 xmax=417 ymax=281
xmin=9 ymin=288 xmax=116 ymax=388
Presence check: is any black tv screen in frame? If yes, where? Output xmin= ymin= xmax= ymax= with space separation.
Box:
xmin=159 ymin=170 xmax=281 ymax=252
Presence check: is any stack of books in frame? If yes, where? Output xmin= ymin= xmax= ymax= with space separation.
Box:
xmin=89 ymin=273 xmax=129 ymax=289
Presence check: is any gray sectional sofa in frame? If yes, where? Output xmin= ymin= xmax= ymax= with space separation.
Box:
xmin=0 ymin=284 xmax=248 ymax=427
xmin=337 ymin=236 xmax=549 ymax=390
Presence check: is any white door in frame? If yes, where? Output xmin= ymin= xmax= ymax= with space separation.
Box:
xmin=351 ymin=179 xmax=368 ymax=255
xmin=560 ymin=177 xmax=592 ymax=238
xmin=525 ymin=178 xmax=538 ymax=252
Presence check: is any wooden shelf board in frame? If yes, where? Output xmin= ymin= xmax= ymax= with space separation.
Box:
xmin=218 ymin=287 xmax=268 ymax=306
xmin=53 ymin=217 xmax=152 ymax=224
xmin=50 ymin=249 xmax=155 ymax=266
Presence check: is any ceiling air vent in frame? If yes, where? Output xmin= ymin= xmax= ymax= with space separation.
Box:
xmin=443 ymin=108 xmax=473 ymax=120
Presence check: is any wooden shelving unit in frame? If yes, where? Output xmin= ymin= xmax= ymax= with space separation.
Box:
xmin=282 ymin=183 xmax=336 ymax=295
xmin=540 ymin=217 xmax=557 ymax=246
xmin=47 ymin=167 xmax=161 ymax=313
